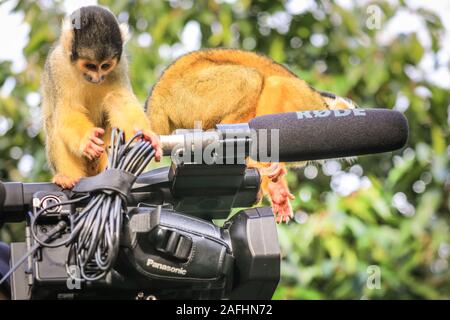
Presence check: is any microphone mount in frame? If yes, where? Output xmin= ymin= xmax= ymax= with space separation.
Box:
xmin=159 ymin=124 xmax=253 ymax=165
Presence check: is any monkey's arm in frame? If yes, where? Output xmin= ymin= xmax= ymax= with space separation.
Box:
xmin=104 ymin=88 xmax=161 ymax=159
xmin=56 ymin=106 xmax=103 ymax=158
xmin=104 ymin=88 xmax=148 ymax=133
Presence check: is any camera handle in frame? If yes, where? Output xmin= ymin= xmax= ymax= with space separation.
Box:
xmin=0 ymin=181 xmax=63 ymax=224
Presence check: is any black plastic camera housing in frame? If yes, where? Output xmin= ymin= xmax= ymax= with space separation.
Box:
xmin=10 ymin=204 xmax=279 ymax=299
xmin=2 ymin=161 xmax=280 ymax=300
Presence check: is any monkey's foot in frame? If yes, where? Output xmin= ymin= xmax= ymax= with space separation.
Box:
xmin=52 ymin=174 xmax=80 ymax=189
xmin=267 ymin=179 xmax=295 ymax=223
xmin=259 ymin=163 xmax=286 ymax=182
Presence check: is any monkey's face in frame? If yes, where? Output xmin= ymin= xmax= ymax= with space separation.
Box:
xmin=76 ymin=58 xmax=118 ymax=84
xmin=63 ymin=6 xmax=126 ymax=84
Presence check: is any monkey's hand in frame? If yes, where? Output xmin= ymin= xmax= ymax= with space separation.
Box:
xmin=267 ymin=179 xmax=295 ymax=223
xmin=135 ymin=129 xmax=163 ymax=162
xmin=80 ymin=127 xmax=105 ymax=160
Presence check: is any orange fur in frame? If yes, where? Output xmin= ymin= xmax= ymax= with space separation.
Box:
xmin=42 ymin=12 xmax=153 ymax=189
xmin=146 ymin=49 xmax=353 ymax=221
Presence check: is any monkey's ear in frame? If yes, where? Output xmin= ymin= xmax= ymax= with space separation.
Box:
xmin=60 ymin=17 xmax=74 ymax=53
xmin=119 ymin=23 xmax=131 ymax=43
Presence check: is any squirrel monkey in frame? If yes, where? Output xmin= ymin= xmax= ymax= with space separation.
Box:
xmin=145 ymin=49 xmax=355 ymax=223
xmin=42 ymin=6 xmax=161 ymax=189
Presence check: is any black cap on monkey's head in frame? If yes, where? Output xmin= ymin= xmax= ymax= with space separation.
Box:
xmin=68 ymin=6 xmax=125 ymax=63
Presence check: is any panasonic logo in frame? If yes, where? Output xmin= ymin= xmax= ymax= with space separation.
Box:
xmin=296 ymin=109 xmax=366 ymax=119
xmin=146 ymin=259 xmax=187 ymax=275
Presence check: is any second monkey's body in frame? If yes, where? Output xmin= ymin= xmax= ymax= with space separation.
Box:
xmin=146 ymin=49 xmax=354 ymax=222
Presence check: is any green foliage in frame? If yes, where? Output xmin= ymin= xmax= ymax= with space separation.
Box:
xmin=0 ymin=0 xmax=449 ymax=299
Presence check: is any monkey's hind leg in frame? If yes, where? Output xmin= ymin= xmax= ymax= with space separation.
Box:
xmin=148 ymin=104 xmax=173 ymax=135
xmin=51 ymin=140 xmax=87 ymax=189
xmin=255 ymin=76 xmax=328 ymax=115
xmin=252 ymin=75 xmax=328 ymax=222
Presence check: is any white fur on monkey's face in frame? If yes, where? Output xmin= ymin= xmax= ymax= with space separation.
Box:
xmin=75 ymin=57 xmax=118 ymax=84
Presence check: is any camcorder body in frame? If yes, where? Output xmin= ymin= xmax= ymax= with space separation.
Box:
xmin=1 ymin=131 xmax=281 ymax=300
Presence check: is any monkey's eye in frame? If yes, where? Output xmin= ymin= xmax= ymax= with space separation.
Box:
xmin=85 ymin=63 xmax=97 ymax=71
xmin=101 ymin=63 xmax=111 ymax=70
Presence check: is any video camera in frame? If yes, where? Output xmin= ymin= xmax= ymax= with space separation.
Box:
xmin=0 ymin=109 xmax=408 ymax=300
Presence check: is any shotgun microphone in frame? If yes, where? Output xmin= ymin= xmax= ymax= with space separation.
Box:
xmin=248 ymin=109 xmax=409 ymax=161
xmin=159 ymin=109 xmax=409 ymax=163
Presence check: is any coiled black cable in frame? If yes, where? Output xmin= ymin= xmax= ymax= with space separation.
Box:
xmin=1 ymin=128 xmax=155 ymax=286
xmin=66 ymin=128 xmax=156 ymax=281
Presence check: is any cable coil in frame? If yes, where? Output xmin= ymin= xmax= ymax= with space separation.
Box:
xmin=0 ymin=129 xmax=153 ymax=286
xmin=65 ymin=128 xmax=155 ymax=281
